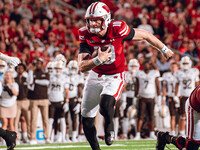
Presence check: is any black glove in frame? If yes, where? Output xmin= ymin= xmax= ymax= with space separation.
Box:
xmin=3 ymin=86 xmax=13 ymax=96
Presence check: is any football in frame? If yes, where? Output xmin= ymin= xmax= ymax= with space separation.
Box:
xmin=91 ymin=46 xmax=110 ymax=58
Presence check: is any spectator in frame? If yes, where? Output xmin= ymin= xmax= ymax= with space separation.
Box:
xmin=0 ymin=69 xmax=19 ymax=131
xmin=14 ymin=63 xmax=30 ymax=143
xmin=27 ymin=58 xmax=50 ymax=144
xmin=183 ymin=40 xmax=198 ymax=60
xmin=138 ymin=17 xmax=154 ymax=34
xmin=17 ymin=1 xmax=33 ymax=23
xmin=156 ymin=56 xmax=170 ymax=75
xmin=10 ymin=6 xmax=22 ymax=24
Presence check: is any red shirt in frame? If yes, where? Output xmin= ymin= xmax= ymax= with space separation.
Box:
xmin=79 ymin=20 xmax=132 ymax=74
xmin=189 ymin=84 xmax=200 ymax=113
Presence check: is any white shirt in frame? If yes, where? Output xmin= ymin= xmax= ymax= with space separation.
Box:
xmin=0 ymin=82 xmax=19 ymax=107
xmin=136 ymin=70 xmax=160 ymax=98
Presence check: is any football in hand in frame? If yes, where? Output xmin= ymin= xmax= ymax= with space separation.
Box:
xmin=91 ymin=46 xmax=110 ymax=58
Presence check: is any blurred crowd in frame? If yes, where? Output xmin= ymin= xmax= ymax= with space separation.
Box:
xmin=0 ymin=0 xmax=199 ymax=145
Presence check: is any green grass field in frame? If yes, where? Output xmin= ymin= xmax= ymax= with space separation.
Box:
xmin=0 ymin=140 xmax=179 ymax=150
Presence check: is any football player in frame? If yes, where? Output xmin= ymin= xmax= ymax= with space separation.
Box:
xmin=0 ymin=52 xmax=20 ymax=150
xmin=162 ymin=62 xmax=179 ymax=135
xmin=134 ymin=60 xmax=161 ymax=140
xmin=48 ymin=60 xmax=70 ymax=143
xmin=46 ymin=61 xmax=55 ymax=75
xmin=78 ymin=2 xmax=173 ymax=149
xmin=156 ymin=83 xmax=200 ymax=150
xmin=122 ymin=59 xmax=139 ymax=139
xmin=67 ymin=60 xmax=84 ymax=142
xmin=174 ymin=56 xmax=199 ymax=136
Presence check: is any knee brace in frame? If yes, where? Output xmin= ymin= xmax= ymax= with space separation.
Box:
xmin=99 ymin=94 xmax=115 ymax=119
xmin=173 ymin=136 xmax=186 ymax=149
xmin=82 ymin=117 xmax=95 ymax=129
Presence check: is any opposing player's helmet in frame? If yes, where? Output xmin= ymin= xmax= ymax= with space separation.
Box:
xmin=159 ymin=105 xmax=169 ymax=118
xmin=128 ymin=59 xmax=140 ymax=74
xmin=85 ymin=2 xmax=111 ymax=34
xmin=67 ymin=60 xmax=78 ymax=75
xmin=0 ymin=60 xmax=7 ymax=74
xmin=127 ymin=106 xmax=137 ymax=119
xmin=180 ymin=56 xmax=192 ymax=70
xmin=46 ymin=61 xmax=54 ymax=74
xmin=55 ymin=54 xmax=66 ymax=66
xmin=54 ymin=60 xmax=64 ymax=75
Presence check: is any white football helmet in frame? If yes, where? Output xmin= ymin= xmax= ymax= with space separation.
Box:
xmin=68 ymin=60 xmax=78 ymax=75
xmin=159 ymin=105 xmax=169 ymax=118
xmin=0 ymin=60 xmax=7 ymax=74
xmin=54 ymin=60 xmax=64 ymax=76
xmin=128 ymin=59 xmax=140 ymax=74
xmin=46 ymin=61 xmax=54 ymax=74
xmin=85 ymin=2 xmax=111 ymax=34
xmin=55 ymin=54 xmax=67 ymax=66
xmin=127 ymin=106 xmax=137 ymax=119
xmin=180 ymin=56 xmax=192 ymax=70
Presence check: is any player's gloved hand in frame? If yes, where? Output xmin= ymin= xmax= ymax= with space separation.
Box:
xmin=174 ymin=96 xmax=180 ymax=108
xmin=7 ymin=56 xmax=20 ymax=68
xmin=73 ymin=103 xmax=81 ymax=114
xmin=63 ymin=103 xmax=69 ymax=112
xmin=157 ymin=95 xmax=162 ymax=106
xmin=121 ymin=101 xmax=127 ymax=111
xmin=133 ymin=97 xmax=138 ymax=107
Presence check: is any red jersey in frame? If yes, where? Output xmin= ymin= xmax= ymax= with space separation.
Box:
xmin=79 ymin=20 xmax=133 ymax=74
xmin=189 ymin=84 xmax=200 ymax=113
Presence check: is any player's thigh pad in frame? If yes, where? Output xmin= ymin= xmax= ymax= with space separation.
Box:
xmin=101 ymin=72 xmax=125 ymax=101
xmin=81 ymin=71 xmax=103 ymax=118
xmin=186 ymin=99 xmax=200 ymax=141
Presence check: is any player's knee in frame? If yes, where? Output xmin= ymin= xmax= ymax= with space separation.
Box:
xmin=99 ymin=94 xmax=115 ymax=113
xmin=82 ymin=117 xmax=95 ymax=129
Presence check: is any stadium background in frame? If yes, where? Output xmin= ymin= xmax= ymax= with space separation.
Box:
xmin=0 ymin=0 xmax=199 ymax=149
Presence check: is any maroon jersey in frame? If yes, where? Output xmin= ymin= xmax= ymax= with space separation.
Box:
xmin=189 ymin=84 xmax=200 ymax=113
xmin=79 ymin=20 xmax=133 ymax=74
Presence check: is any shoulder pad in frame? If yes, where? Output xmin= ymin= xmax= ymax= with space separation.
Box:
xmin=111 ymin=20 xmax=130 ymax=38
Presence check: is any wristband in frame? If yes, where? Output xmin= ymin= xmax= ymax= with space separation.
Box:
xmin=65 ymin=99 xmax=69 ymax=103
xmin=160 ymin=45 xmax=169 ymax=54
xmin=93 ymin=56 xmax=102 ymax=66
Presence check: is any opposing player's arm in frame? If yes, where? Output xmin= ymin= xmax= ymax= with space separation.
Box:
xmin=0 ymin=52 xmax=20 ymax=67
xmin=162 ymin=83 xmax=167 ymax=97
xmin=134 ymin=77 xmax=139 ymax=97
xmin=132 ymin=29 xmax=173 ymax=59
xmin=174 ymin=83 xmax=179 ymax=96
xmin=65 ymin=87 xmax=69 ymax=102
xmin=78 ymin=83 xmax=83 ymax=98
xmin=155 ymin=77 xmax=161 ymax=96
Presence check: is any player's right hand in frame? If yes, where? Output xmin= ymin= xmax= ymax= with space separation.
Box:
xmin=7 ymin=57 xmax=20 ymax=67
xmin=163 ymin=49 xmax=174 ymax=59
xmin=63 ymin=103 xmax=69 ymax=112
xmin=98 ymin=47 xmax=112 ymax=63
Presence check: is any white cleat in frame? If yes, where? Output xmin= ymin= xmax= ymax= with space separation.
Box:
xmin=29 ymin=140 xmax=37 ymax=145
xmin=134 ymin=134 xmax=140 ymax=140
xmin=71 ymin=138 xmax=78 ymax=142
xmin=45 ymin=139 xmax=52 ymax=144
xmin=149 ymin=134 xmax=157 ymax=139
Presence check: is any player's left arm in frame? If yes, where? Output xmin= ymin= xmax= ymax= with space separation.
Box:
xmin=132 ymin=28 xmax=174 ymax=59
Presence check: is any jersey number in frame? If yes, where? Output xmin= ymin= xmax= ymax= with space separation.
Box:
xmin=170 ymin=83 xmax=175 ymax=93
xmin=126 ymin=83 xmax=135 ymax=91
xmin=69 ymin=84 xmax=74 ymax=91
xmin=51 ymin=84 xmax=61 ymax=91
xmin=144 ymin=80 xmax=149 ymax=88
xmin=183 ymin=79 xmax=192 ymax=89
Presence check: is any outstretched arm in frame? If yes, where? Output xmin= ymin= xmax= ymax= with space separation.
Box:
xmin=133 ymin=29 xmax=174 ymax=59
